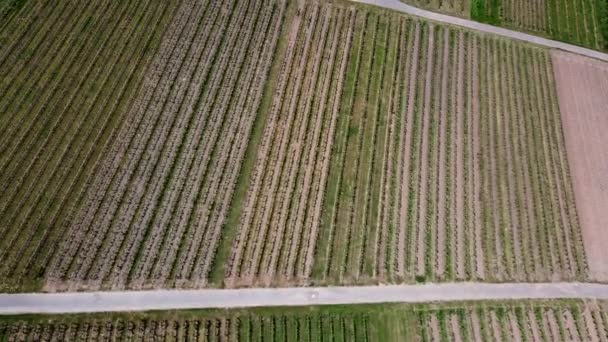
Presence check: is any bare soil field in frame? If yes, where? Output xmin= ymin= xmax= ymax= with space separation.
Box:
xmin=552 ymin=51 xmax=608 ymax=282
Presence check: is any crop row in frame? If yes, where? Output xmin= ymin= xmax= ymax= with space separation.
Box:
xmin=0 ymin=0 xmax=285 ymax=291
xmin=477 ymin=37 xmax=587 ymax=281
xmin=0 ymin=0 xmax=181 ymax=291
xmin=224 ymin=3 xmax=355 ymax=287
xmin=418 ymin=301 xmax=608 ymax=342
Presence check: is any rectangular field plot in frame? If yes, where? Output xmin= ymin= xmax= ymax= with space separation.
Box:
xmin=2 ymin=300 xmax=608 ymax=341
xmin=552 ymin=51 xmax=608 ymax=282
xmin=224 ymin=2 xmax=588 ymax=287
xmin=42 ymin=0 xmax=286 ymax=291
xmin=399 ymin=0 xmax=469 ymax=17
xmin=0 ymin=0 xmax=182 ymax=291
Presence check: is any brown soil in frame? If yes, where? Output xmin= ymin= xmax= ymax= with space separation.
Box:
xmin=551 ymin=51 xmax=608 ymax=281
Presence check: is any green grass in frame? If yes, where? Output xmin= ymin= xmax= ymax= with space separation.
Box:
xmin=470 ymin=0 xmax=608 ymax=51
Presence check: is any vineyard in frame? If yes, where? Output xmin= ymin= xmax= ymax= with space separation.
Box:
xmin=3 ymin=300 xmax=608 ymax=340
xmin=0 ymin=0 xmax=182 ymax=291
xmin=552 ymin=51 xmax=608 ymax=281
xmin=305 ymin=3 xmax=585 ymax=284
xmin=43 ymin=0 xmax=287 ymax=291
xmin=215 ymin=1 xmax=589 ymax=287
xmin=0 ymin=0 xmax=287 ymax=291
xmin=223 ymin=2 xmax=356 ymax=287
xmin=472 ymin=0 xmax=608 ymax=50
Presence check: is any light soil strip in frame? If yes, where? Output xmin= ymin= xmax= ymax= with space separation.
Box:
xmin=551 ymin=51 xmax=608 ymax=282
xmin=415 ymin=23 xmax=434 ymax=276
xmin=513 ymin=45 xmax=542 ymax=279
xmin=304 ymin=10 xmax=355 ymax=280
xmin=376 ymin=16 xmax=403 ymax=279
xmin=509 ymin=310 xmax=523 ymax=342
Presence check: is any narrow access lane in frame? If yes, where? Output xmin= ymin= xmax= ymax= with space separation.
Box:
xmin=2 ymin=282 xmax=608 ymax=315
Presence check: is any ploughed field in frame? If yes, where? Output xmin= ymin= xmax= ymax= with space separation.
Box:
xmin=3 ymin=300 xmax=608 ymax=341
xmin=0 ymin=0 xmax=593 ymax=291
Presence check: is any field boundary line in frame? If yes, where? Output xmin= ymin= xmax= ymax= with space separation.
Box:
xmin=348 ymin=0 xmax=608 ymax=62
xmin=2 ymin=282 xmax=608 ymax=314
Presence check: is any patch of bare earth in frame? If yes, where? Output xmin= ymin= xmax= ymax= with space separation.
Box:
xmin=551 ymin=51 xmax=608 ymax=281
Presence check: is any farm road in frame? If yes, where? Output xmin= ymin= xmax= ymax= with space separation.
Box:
xmin=350 ymin=0 xmax=608 ymax=62
xmin=2 ymin=283 xmax=608 ymax=314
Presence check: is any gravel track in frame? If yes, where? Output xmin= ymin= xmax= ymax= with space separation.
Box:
xmin=2 ymin=282 xmax=608 ymax=314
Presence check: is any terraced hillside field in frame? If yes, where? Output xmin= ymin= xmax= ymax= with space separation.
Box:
xmin=472 ymin=0 xmax=608 ymax=50
xmin=222 ymin=1 xmax=587 ymax=287
xmin=3 ymin=300 xmax=608 ymax=341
